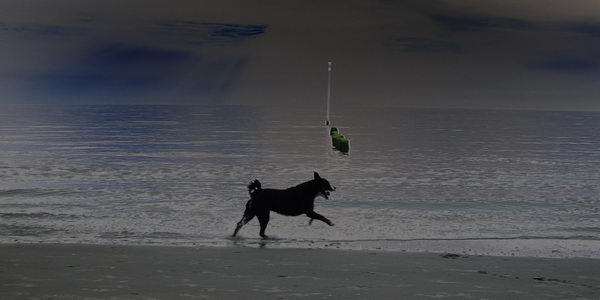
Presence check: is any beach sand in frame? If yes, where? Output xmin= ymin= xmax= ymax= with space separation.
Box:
xmin=1 ymin=244 xmax=599 ymax=299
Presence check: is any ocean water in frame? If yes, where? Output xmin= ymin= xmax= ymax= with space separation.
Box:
xmin=0 ymin=104 xmax=599 ymax=257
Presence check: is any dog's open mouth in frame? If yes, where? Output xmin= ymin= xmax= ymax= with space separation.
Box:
xmin=320 ymin=191 xmax=330 ymax=199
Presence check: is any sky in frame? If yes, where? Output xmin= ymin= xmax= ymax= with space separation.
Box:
xmin=2 ymin=0 xmax=600 ymax=110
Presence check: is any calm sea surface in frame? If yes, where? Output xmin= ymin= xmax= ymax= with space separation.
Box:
xmin=0 ymin=105 xmax=599 ymax=257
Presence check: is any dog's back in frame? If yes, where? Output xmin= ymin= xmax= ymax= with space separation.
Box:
xmin=258 ymin=188 xmax=311 ymax=216
xmin=249 ymin=180 xmax=322 ymax=216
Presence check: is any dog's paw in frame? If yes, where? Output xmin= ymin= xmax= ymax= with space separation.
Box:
xmin=328 ymin=221 xmax=335 ymax=226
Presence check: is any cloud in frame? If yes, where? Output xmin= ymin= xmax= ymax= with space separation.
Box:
xmin=157 ymin=21 xmax=267 ymax=46
xmin=0 ymin=22 xmax=71 ymax=36
xmin=25 ymin=43 xmax=251 ymax=103
xmin=0 ymin=20 xmax=268 ymax=46
xmin=561 ymin=21 xmax=600 ymax=36
xmin=430 ymin=13 xmax=531 ymax=32
xmin=28 ymin=44 xmax=195 ymax=99
xmin=389 ymin=37 xmax=463 ymax=53
xmin=528 ymin=57 xmax=598 ymax=72
xmin=1 ymin=19 xmax=266 ymax=103
xmin=192 ymin=57 xmax=248 ymax=97
xmin=84 ymin=44 xmax=193 ymax=68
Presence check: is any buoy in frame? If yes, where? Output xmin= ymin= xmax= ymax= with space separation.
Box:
xmin=330 ymin=127 xmax=349 ymax=153
xmin=325 ymin=62 xmax=350 ymax=153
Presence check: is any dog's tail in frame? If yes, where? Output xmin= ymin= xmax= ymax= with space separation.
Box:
xmin=248 ymin=179 xmax=262 ymax=198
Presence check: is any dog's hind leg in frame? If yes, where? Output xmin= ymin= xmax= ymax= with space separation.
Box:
xmin=306 ymin=211 xmax=334 ymax=226
xmin=232 ymin=213 xmax=255 ymax=237
xmin=233 ymin=201 xmax=255 ymax=237
xmin=257 ymin=212 xmax=270 ymax=239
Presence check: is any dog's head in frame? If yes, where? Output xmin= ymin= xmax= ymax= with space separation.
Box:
xmin=313 ymin=172 xmax=335 ymax=199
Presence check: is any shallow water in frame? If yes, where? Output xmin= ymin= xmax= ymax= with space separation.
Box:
xmin=0 ymin=104 xmax=599 ymax=257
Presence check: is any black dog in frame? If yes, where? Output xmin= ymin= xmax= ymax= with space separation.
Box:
xmin=232 ymin=172 xmax=336 ymax=239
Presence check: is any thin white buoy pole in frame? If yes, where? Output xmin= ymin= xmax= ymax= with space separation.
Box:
xmin=326 ymin=61 xmax=332 ymax=126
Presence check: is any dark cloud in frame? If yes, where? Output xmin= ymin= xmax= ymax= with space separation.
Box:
xmin=431 ymin=13 xmax=532 ymax=32
xmin=193 ymin=57 xmax=248 ymax=97
xmin=389 ymin=37 xmax=463 ymax=53
xmin=25 ymin=43 xmax=250 ymax=103
xmin=157 ymin=21 xmax=267 ymax=46
xmin=27 ymin=44 xmax=195 ymax=101
xmin=0 ymin=22 xmax=70 ymax=36
xmin=84 ymin=44 xmax=193 ymax=67
xmin=528 ymin=57 xmax=598 ymax=72
xmin=2 ymin=19 xmax=266 ymax=103
xmin=562 ymin=21 xmax=600 ymax=36
xmin=4 ymin=0 xmax=600 ymax=109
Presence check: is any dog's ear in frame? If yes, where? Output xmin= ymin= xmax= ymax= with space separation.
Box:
xmin=314 ymin=172 xmax=321 ymax=179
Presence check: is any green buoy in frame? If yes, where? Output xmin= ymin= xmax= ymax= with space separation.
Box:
xmin=330 ymin=127 xmax=349 ymax=153
xmin=325 ymin=61 xmax=349 ymax=153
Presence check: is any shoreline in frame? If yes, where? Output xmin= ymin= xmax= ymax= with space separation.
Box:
xmin=4 ymin=235 xmax=600 ymax=259
xmin=1 ymin=243 xmax=599 ymax=299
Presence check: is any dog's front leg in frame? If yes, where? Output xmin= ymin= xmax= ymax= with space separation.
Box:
xmin=306 ymin=211 xmax=334 ymax=226
xmin=257 ymin=212 xmax=270 ymax=239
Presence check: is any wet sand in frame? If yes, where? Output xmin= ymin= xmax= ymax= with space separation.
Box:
xmin=1 ymin=243 xmax=599 ymax=299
